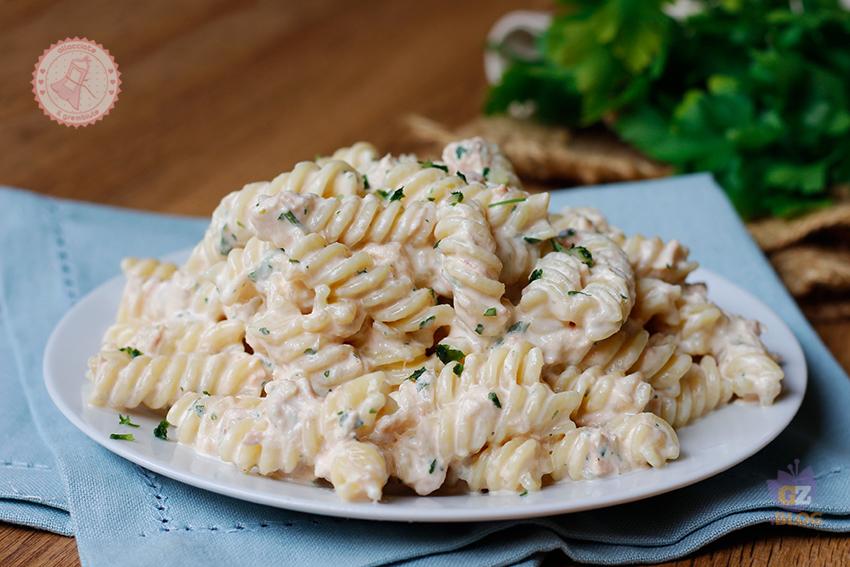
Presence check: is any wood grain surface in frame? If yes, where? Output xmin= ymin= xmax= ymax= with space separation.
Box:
xmin=1 ymin=1 xmax=847 ymax=565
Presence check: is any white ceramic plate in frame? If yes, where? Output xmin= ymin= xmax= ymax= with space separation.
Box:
xmin=44 ymin=251 xmax=806 ymax=522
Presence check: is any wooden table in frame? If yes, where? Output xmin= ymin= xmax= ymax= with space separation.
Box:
xmin=2 ymin=1 xmax=848 ymax=565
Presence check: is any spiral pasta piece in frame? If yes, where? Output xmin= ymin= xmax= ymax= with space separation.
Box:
xmin=435 ymin=201 xmax=509 ymax=347
xmin=168 ymin=388 xmax=321 ymax=476
xmin=319 ymin=141 xmax=379 ymax=173
xmin=556 ymin=368 xmax=652 ymax=426
xmin=712 ymin=316 xmax=783 ymax=405
xmin=549 ymin=412 xmax=679 ymax=481
xmin=186 ymin=160 xmax=364 ymax=275
xmin=102 ymin=319 xmax=245 ymax=355
xmin=441 ymin=137 xmax=521 ymax=187
xmin=457 ymin=438 xmax=548 ymax=493
xmin=550 ymin=206 xmax=625 ymax=243
xmin=648 ymin=355 xmax=733 ymax=427
xmin=88 ymin=351 xmax=268 ymax=409
xmin=515 ymin=230 xmax=635 ymax=365
xmin=621 ymin=234 xmax=698 ymax=284
xmin=469 ymin=185 xmax=555 ymax=284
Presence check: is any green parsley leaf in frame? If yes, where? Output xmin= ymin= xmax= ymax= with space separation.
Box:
xmin=529 ymin=269 xmax=543 ymax=282
xmin=278 ymin=210 xmax=299 ymax=225
xmin=568 ymin=245 xmax=594 ymax=267
xmin=109 ymin=433 xmax=134 ymax=441
xmin=420 ymin=160 xmax=449 ymax=172
xmin=154 ymin=420 xmax=170 ymax=440
xmin=488 ymin=392 xmax=502 ymax=409
xmin=119 ymin=346 xmax=143 ymax=358
xmin=419 ymin=315 xmax=436 ymax=329
xmin=551 ymin=239 xmax=566 ymax=253
xmin=475 ymin=323 xmax=484 ymax=335
xmin=523 ymin=236 xmax=541 ymax=244
xmin=482 ymin=167 xmax=491 ymax=178
xmin=407 ymin=367 xmax=427 ymax=382
xmin=304 ymin=348 xmax=317 ymax=355
xmin=363 ymin=174 xmax=370 ymax=189
xmin=449 ymin=191 xmax=464 ymax=205
xmin=389 ymin=187 xmax=404 ymax=202
xmin=376 ymin=189 xmax=390 ymax=200
xmin=455 ymin=146 xmax=467 ymax=159
xmin=484 ymin=307 xmax=498 ymax=317
xmin=456 ymin=171 xmax=467 ymax=183
xmin=429 ymin=459 xmax=437 ymax=474
xmin=488 ymin=197 xmax=526 ymax=208
xmin=202 ymin=390 xmax=211 ymax=396
xmin=519 ymin=489 xmax=528 ymax=497
xmin=118 ymin=414 xmax=140 ymax=428
xmin=435 ymin=344 xmax=465 ymax=366
xmin=258 ymin=327 xmax=270 ymax=335
xmin=507 ymin=321 xmax=529 ymax=334
xmin=568 ymin=290 xmax=590 ymax=296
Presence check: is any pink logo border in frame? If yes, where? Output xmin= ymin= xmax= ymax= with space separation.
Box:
xmin=31 ymin=37 xmax=121 ymax=128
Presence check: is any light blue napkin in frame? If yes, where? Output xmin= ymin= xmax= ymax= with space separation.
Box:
xmin=2 ymin=174 xmax=849 ymax=567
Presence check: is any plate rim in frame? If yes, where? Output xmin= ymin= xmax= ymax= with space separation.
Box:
xmin=43 ymin=253 xmax=807 ymax=522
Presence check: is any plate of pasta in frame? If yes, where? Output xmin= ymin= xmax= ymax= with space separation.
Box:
xmin=45 ymin=139 xmax=806 ymax=522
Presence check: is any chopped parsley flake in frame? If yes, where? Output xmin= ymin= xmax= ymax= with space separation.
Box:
xmin=453 ymin=364 xmax=464 ymax=376
xmin=568 ymin=245 xmax=594 ymax=267
xmin=118 ymin=414 xmax=139 ymax=428
xmin=455 ymin=146 xmax=467 ymax=159
xmin=551 ymin=238 xmax=567 ymax=253
xmin=218 ymin=225 xmax=238 ymax=256
xmin=475 ymin=323 xmax=484 ymax=335
xmin=376 ymin=189 xmax=390 ymax=200
xmin=419 ymin=315 xmax=436 ymax=329
xmin=507 ymin=321 xmax=529 ymax=334
xmin=523 ymin=236 xmax=541 ymax=244
xmin=433 ymin=239 xmax=441 ymax=249
xmin=450 ymin=191 xmax=464 ymax=205
xmin=429 ymin=459 xmax=437 ymax=474
xmin=488 ymin=392 xmax=502 ymax=408
xmin=456 ymin=171 xmax=467 ymax=183
xmin=435 ymin=344 xmax=465 ymax=366
xmin=369 ymin=408 xmax=377 ymax=414
xmin=529 ymin=269 xmax=543 ymax=282
xmin=258 ymin=327 xmax=271 ymax=335
xmin=420 ymin=160 xmax=449 ymax=172
xmin=484 ymin=307 xmax=497 ymax=317
xmin=109 ymin=433 xmax=134 ymax=441
xmin=567 ymin=290 xmax=590 ymax=296
xmin=407 ymin=367 xmax=427 ymax=382
xmin=278 ymin=210 xmax=299 ymax=225
xmin=154 ymin=420 xmax=170 ymax=440
xmin=202 ymin=390 xmax=211 ymax=396
xmin=519 ymin=489 xmax=528 ymax=497
xmin=119 ymin=346 xmax=143 ymax=358
xmin=289 ymin=258 xmax=300 ymax=264
xmin=487 ymin=197 xmax=526 ymax=208
xmin=389 ymin=187 xmax=405 ymax=202
xmin=324 ymin=370 xmax=330 ymax=378
xmin=304 ymin=348 xmax=317 ymax=355
xmin=363 ymin=174 xmax=370 ymax=189
xmin=482 ymin=167 xmax=491 ymax=178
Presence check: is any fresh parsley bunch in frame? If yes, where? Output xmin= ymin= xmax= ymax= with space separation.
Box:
xmin=486 ymin=0 xmax=850 ymax=218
